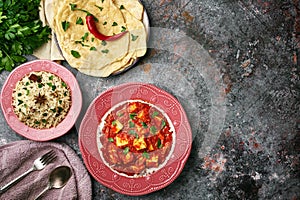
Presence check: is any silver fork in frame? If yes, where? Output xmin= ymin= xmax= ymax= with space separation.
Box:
xmin=0 ymin=150 xmax=56 ymax=194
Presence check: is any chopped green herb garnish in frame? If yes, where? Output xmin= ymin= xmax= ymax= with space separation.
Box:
xmin=18 ymin=93 xmax=22 ymax=97
xmin=58 ymin=107 xmax=63 ymax=113
xmin=52 ymin=85 xmax=56 ymax=91
xmin=38 ymin=83 xmax=43 ymax=88
xmin=150 ymin=126 xmax=157 ymax=134
xmin=157 ymin=138 xmax=163 ymax=149
xmin=161 ymin=120 xmax=166 ymax=128
xmin=17 ymin=99 xmax=23 ymax=105
xmin=112 ymin=121 xmax=117 ymax=126
xmin=151 ymin=111 xmax=159 ymax=118
xmin=108 ymin=138 xmax=114 ymax=142
xmin=59 ymin=100 xmax=62 ymax=104
xmin=112 ymin=22 xmax=118 ymax=26
xmin=131 ymin=34 xmax=139 ymax=41
xmin=62 ymin=82 xmax=67 ymax=87
xmin=103 ymin=21 xmax=107 ymax=25
xmin=34 ymin=120 xmax=40 ymax=124
xmin=129 ymin=113 xmax=137 ymax=119
xmin=26 ymin=89 xmax=30 ymax=96
xmin=43 ymin=113 xmax=48 ymax=117
xmin=141 ymin=122 xmax=148 ymax=128
xmin=142 ymin=152 xmax=150 ymax=159
xmin=47 ymin=82 xmax=52 ymax=87
xmin=95 ymin=5 xmax=104 ymax=11
xmin=101 ymin=49 xmax=109 ymax=54
xmin=81 ymin=32 xmax=89 ymax=42
xmin=101 ymin=40 xmax=107 ymax=46
xmin=91 ymin=37 xmax=95 ymax=42
xmin=90 ymin=46 xmax=97 ymax=51
xmin=71 ymin=50 xmax=81 ymax=58
xmin=129 ymin=121 xmax=135 ymax=128
xmin=62 ymin=21 xmax=70 ymax=31
xmin=129 ymin=130 xmax=136 ymax=135
xmin=49 ymin=75 xmax=53 ymax=80
xmin=42 ymin=119 xmax=47 ymax=123
xmin=121 ymin=26 xmax=126 ymax=32
xmin=75 ymin=41 xmax=90 ymax=47
xmin=51 ymin=108 xmax=56 ymax=112
xmin=69 ymin=3 xmax=96 ymax=20
xmin=120 ymin=5 xmax=125 ymax=9
xmin=25 ymin=82 xmax=30 ymax=86
xmin=76 ymin=17 xmax=84 ymax=25
xmin=123 ymin=147 xmax=129 ymax=155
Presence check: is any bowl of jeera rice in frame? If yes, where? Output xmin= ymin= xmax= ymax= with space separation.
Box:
xmin=0 ymin=60 xmax=82 ymax=141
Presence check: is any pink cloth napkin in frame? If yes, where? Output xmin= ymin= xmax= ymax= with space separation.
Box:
xmin=0 ymin=140 xmax=92 ymax=200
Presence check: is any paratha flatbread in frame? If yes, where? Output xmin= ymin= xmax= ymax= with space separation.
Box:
xmin=51 ymin=0 xmax=147 ymax=77
xmin=113 ymin=0 xmax=144 ymax=21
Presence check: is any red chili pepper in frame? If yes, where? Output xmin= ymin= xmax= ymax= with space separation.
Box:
xmin=86 ymin=15 xmax=127 ymax=41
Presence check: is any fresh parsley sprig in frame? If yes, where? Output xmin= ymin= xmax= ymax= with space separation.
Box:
xmin=0 ymin=0 xmax=51 ymax=72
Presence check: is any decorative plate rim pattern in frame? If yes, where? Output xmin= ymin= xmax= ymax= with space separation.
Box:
xmin=79 ymin=82 xmax=192 ymax=196
xmin=0 ymin=60 xmax=82 ymax=141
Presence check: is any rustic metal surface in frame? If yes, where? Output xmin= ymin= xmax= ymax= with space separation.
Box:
xmin=0 ymin=0 xmax=299 ymax=199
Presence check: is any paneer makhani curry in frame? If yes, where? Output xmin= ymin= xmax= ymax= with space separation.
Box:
xmin=98 ymin=100 xmax=175 ymax=177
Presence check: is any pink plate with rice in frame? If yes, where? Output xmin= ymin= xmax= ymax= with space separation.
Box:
xmin=0 ymin=60 xmax=82 ymax=141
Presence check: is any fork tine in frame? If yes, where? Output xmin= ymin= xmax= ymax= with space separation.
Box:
xmin=40 ymin=150 xmax=54 ymax=162
xmin=40 ymin=150 xmax=55 ymax=163
xmin=41 ymin=152 xmax=56 ymax=165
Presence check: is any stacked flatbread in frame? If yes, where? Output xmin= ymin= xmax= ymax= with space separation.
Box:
xmin=43 ymin=0 xmax=147 ymax=77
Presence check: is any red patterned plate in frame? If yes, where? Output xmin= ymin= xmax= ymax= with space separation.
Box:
xmin=79 ymin=82 xmax=192 ymax=196
xmin=0 ymin=60 xmax=82 ymax=141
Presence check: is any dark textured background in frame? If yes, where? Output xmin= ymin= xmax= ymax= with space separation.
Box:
xmin=0 ymin=0 xmax=299 ymax=199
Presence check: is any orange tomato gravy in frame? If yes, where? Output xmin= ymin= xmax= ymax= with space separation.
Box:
xmin=98 ymin=100 xmax=175 ymax=177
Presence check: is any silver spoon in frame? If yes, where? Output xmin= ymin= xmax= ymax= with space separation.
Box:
xmin=34 ymin=166 xmax=72 ymax=200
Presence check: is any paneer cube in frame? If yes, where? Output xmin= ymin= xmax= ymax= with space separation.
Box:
xmin=115 ymin=133 xmax=129 ymax=147
xmin=133 ymin=136 xmax=147 ymax=151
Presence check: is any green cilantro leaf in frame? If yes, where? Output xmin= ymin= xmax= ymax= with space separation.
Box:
xmin=62 ymin=21 xmax=70 ymax=31
xmin=71 ymin=50 xmax=81 ymax=58
xmin=76 ymin=17 xmax=84 ymax=25
xmin=131 ymin=34 xmax=139 ymax=41
xmin=101 ymin=49 xmax=109 ymax=54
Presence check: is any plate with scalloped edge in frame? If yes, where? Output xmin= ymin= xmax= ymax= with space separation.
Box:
xmin=0 ymin=60 xmax=82 ymax=141
xmin=79 ymin=82 xmax=192 ymax=196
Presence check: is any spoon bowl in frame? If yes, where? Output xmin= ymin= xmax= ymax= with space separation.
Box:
xmin=34 ymin=166 xmax=72 ymax=200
